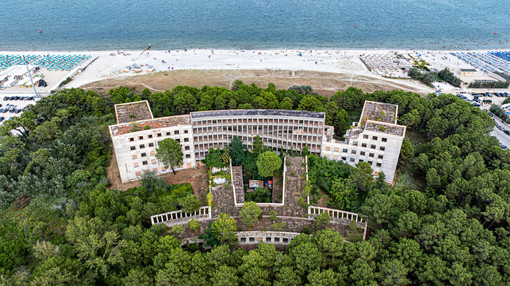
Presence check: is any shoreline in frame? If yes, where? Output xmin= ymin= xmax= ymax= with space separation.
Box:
xmin=1 ymin=48 xmax=510 ymax=54
xmin=1 ymin=48 xmax=508 ymax=94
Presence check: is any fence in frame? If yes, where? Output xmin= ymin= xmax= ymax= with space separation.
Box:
xmin=150 ymin=206 xmax=212 ymax=225
xmin=236 ymin=231 xmax=301 ymax=245
xmin=308 ymin=206 xmax=366 ymax=223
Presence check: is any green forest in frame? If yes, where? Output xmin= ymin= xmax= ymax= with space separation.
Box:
xmin=0 ymin=81 xmax=509 ymax=285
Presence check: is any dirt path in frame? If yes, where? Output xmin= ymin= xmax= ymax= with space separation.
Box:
xmin=81 ymin=69 xmax=432 ymax=97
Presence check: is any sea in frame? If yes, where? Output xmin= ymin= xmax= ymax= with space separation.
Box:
xmin=1 ymin=0 xmax=509 ymax=51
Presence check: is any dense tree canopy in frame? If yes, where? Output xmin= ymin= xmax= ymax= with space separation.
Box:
xmin=0 ymin=83 xmax=508 ymax=285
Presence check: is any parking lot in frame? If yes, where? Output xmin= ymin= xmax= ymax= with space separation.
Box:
xmin=0 ymin=95 xmax=37 ymax=124
xmin=457 ymin=91 xmax=510 ymax=108
xmin=456 ymin=92 xmax=510 ymax=149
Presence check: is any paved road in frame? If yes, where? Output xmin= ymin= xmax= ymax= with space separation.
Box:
xmin=491 ymin=127 xmax=510 ymax=149
xmin=492 ymin=113 xmax=510 ymax=130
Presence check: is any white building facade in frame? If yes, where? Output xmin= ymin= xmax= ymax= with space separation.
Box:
xmin=109 ymin=101 xmax=405 ymax=183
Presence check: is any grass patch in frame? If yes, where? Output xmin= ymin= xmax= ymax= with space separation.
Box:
xmin=405 ymin=129 xmax=427 ymax=146
xmin=394 ymin=169 xmax=422 ymax=190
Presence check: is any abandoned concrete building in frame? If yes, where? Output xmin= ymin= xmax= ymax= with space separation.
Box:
xmin=109 ymin=100 xmax=406 ymax=183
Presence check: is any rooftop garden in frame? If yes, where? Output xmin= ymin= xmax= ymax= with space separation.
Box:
xmin=204 ymin=136 xmax=284 ymax=204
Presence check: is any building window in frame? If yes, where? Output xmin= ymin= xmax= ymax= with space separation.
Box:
xmin=382 ymin=138 xmax=387 ymax=142
xmin=138 ymin=136 xmax=143 ymax=140
xmin=142 ymin=161 xmax=148 ymax=165
xmin=184 ymin=130 xmax=189 ymax=134
xmin=351 ymin=150 xmax=356 ymax=154
xmin=129 ymin=138 xmax=134 ymax=142
xmin=360 ymin=151 xmax=365 ymax=156
xmin=140 ymin=144 xmax=145 ymax=149
xmin=368 ymin=161 xmax=373 ymax=165
xmin=359 ymin=159 xmax=364 ymax=162
xmin=185 ymin=146 xmax=190 ymax=151
xmin=186 ymin=154 xmax=191 ymax=159
xmin=376 ymin=163 xmax=382 ymax=167
xmin=350 ymin=158 xmax=355 ymax=162
xmin=342 ymin=149 xmax=348 ymax=153
xmin=378 ymin=154 xmax=384 ymax=159
xmin=130 ymin=146 xmax=136 ymax=151
xmin=184 ymin=138 xmax=189 ymax=142
xmin=369 ymin=153 xmax=374 ymax=157
xmin=372 ymin=136 xmax=378 ymax=140
xmin=148 ymin=143 xmax=154 ymax=147
xmin=353 ymin=142 xmax=358 ymax=146
xmin=380 ymin=146 xmax=385 ymax=151
xmin=363 ymin=135 xmax=368 ymax=139
xmin=148 ymin=134 xmax=153 ymax=139
xmin=362 ymin=143 xmax=367 ymax=148
xmin=157 ymin=133 xmax=162 ymax=137
xmin=174 ymin=130 xmax=179 ymax=135
xmin=371 ymin=144 xmax=376 ymax=149
xmin=341 ymin=156 xmax=347 ymax=160
xmin=141 ymin=153 xmax=146 ymax=157
xmin=176 ymin=139 xmax=181 ymax=143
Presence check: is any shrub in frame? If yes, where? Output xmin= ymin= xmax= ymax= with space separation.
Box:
xmin=270 ymin=210 xmax=277 ymax=222
xmin=298 ymin=197 xmax=309 ymax=209
xmin=312 ymin=212 xmax=330 ymax=231
xmin=300 ymin=226 xmax=313 ymax=235
xmin=130 ymin=123 xmax=141 ymax=132
xmin=245 ymin=187 xmax=271 ymax=203
xmin=58 ymin=77 xmax=72 ymax=87
xmin=204 ymin=147 xmax=225 ymax=168
xmin=271 ymin=221 xmax=286 ymax=231
xmin=144 ymin=125 xmax=151 ymax=130
xmin=239 ymin=202 xmax=262 ymax=228
xmin=172 ymin=225 xmax=185 ymax=237
xmin=188 ymin=219 xmax=201 ymax=231
xmin=302 ymin=180 xmax=312 ymax=198
xmin=207 ymin=193 xmax=214 ymax=208
xmin=178 ymin=194 xmax=202 ymax=214
xmin=345 ymin=220 xmax=364 ymax=242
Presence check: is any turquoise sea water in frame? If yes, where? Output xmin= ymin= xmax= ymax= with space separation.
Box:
xmin=1 ymin=0 xmax=509 ymax=51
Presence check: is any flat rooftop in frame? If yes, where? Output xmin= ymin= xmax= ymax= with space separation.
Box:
xmin=360 ymin=101 xmax=398 ymax=124
xmin=365 ymin=120 xmax=406 ymax=137
xmin=110 ymin=115 xmax=190 ymax=136
xmin=115 ymin=100 xmax=153 ymax=124
xmin=191 ymin=109 xmax=325 ymax=120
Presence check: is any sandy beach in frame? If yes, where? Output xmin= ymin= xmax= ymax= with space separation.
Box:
xmin=2 ymin=48 xmax=509 ymax=96
xmin=49 ymin=48 xmax=449 ymax=92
